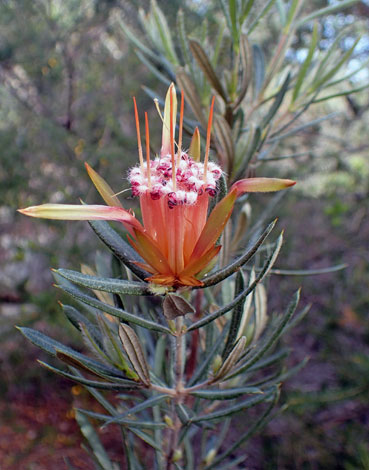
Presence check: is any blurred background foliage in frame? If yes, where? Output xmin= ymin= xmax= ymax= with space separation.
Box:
xmin=0 ymin=0 xmax=368 ymax=469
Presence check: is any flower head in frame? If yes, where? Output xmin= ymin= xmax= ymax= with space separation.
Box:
xmin=19 ymin=84 xmax=295 ymax=288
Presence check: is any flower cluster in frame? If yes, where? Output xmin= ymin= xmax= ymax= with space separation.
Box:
xmin=129 ymin=154 xmax=221 ymax=206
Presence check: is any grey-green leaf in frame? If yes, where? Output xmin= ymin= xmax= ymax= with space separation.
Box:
xmin=55 ymin=268 xmax=149 ymax=295
xmin=190 ymin=386 xmax=262 ymax=400
xmin=57 ymin=283 xmax=171 ymax=334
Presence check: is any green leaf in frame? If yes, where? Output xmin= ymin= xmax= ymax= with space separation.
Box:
xmin=246 ymin=348 xmax=290 ymax=373
xmin=251 ymin=44 xmax=265 ymax=98
xmin=188 ymin=327 xmax=228 ymax=386
xmin=151 ymin=0 xmax=179 ymax=65
xmin=38 ymin=361 xmax=140 ymax=390
xmin=189 ymin=39 xmax=228 ymax=103
xmin=222 ymin=270 xmax=247 ymax=359
xmin=116 ymin=15 xmax=164 ymax=64
xmin=88 ymin=220 xmax=149 ymax=281
xmin=292 ymin=22 xmax=318 ymax=103
xmin=176 ymin=67 xmax=207 ymax=129
xmin=311 ymin=84 xmax=369 ymax=104
xmin=247 ymin=0 xmax=277 ymax=34
xmin=104 ymin=395 xmax=169 ymax=426
xmin=77 ymin=409 xmax=166 ymax=429
xmin=130 ymin=428 xmax=162 ymax=451
xmin=57 ymin=283 xmax=171 ymax=334
xmin=284 ymin=0 xmax=301 ymax=31
xmin=55 ymin=268 xmax=149 ymax=295
xmin=226 ymin=289 xmax=300 ymax=378
xmin=202 ymin=219 xmax=277 ymax=287
xmin=135 ymin=50 xmax=172 ymax=87
xmin=189 ymin=232 xmax=283 ymax=331
xmin=191 ymin=386 xmax=262 ymax=400
xmin=312 ymin=37 xmax=360 ymax=92
xmin=206 ymin=392 xmax=279 ymax=468
xmin=241 ymin=0 xmax=255 ymax=24
xmin=75 ymin=411 xmax=116 ymax=470
xmin=55 ymin=349 xmax=127 ymax=381
xmin=177 ymin=10 xmax=192 ymax=68
xmin=192 ymin=387 xmax=275 ymax=422
xmin=234 ymin=34 xmax=253 ymax=108
xmin=261 ymin=73 xmax=291 ymax=129
xmin=296 ymin=0 xmax=360 ymax=28
xmin=61 ymin=304 xmax=101 ymax=343
xmin=17 ymin=327 xmax=120 ymax=377
xmin=229 ymin=0 xmax=240 ymax=48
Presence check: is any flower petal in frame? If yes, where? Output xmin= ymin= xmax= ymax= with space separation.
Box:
xmin=129 ymin=229 xmax=173 ymax=276
xmin=146 ymin=274 xmax=177 ymax=286
xmin=161 ymin=83 xmax=177 ymax=156
xmin=85 ymin=162 xmax=123 ymax=207
xmin=189 ymin=127 xmax=201 ymax=162
xmin=18 ymin=204 xmax=143 ymax=235
xmin=189 ymin=190 xmax=237 ymax=261
xmin=231 ymin=177 xmax=296 ymax=194
xmin=180 ymin=245 xmax=221 ymax=278
xmin=190 ymin=177 xmax=295 ymax=261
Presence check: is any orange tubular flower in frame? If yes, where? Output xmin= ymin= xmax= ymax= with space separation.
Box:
xmin=19 ymin=84 xmax=295 ymax=288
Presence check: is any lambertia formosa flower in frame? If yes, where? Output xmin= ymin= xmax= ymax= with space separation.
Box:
xmin=19 ymin=84 xmax=295 ymax=288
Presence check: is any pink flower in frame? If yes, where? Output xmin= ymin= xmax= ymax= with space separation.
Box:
xmin=19 ymin=84 xmax=295 ymax=288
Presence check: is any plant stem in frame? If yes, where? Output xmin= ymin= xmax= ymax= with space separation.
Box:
xmin=165 ymin=317 xmax=185 ymax=469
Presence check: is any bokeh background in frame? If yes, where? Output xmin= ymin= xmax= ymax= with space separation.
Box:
xmin=1 ymin=1 xmax=368 ymax=469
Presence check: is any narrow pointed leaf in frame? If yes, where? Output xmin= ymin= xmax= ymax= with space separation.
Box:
xmin=222 ymin=270 xmax=247 ymax=359
xmin=151 ymin=0 xmax=179 ymax=65
xmin=77 ymin=409 xmax=166 ymax=429
xmin=190 ymin=386 xmax=262 ymax=400
xmin=251 ymin=44 xmax=265 ymax=97
xmin=55 ymin=350 xmax=126 ymax=381
xmin=130 ymin=428 xmax=162 ymax=451
xmin=75 ymin=411 xmax=115 ymax=470
xmin=226 ymin=289 xmax=300 ymax=378
xmin=188 ymin=327 xmax=229 ymax=386
xmin=206 ymin=393 xmax=279 ymax=468
xmin=119 ymin=324 xmax=150 ymax=385
xmin=38 ymin=361 xmax=140 ymax=390
xmin=18 ymin=327 xmax=123 ymax=379
xmin=88 ymin=220 xmax=149 ymax=280
xmin=213 ymin=115 xmax=234 ymax=170
xmin=189 ymin=39 xmax=228 ymax=102
xmin=292 ymin=22 xmax=318 ymax=103
xmin=176 ymin=67 xmax=207 ymax=128
xmin=189 ymin=233 xmax=284 ymax=331
xmin=261 ymin=73 xmax=291 ymax=129
xmin=192 ymin=388 xmax=275 ymax=422
xmin=296 ymin=0 xmax=360 ymax=27
xmin=61 ymin=304 xmax=101 ymax=343
xmin=55 ymin=269 xmax=149 ymax=295
xmin=85 ymin=163 xmax=122 ymax=208
xmin=56 ymin=283 xmax=172 ymax=334
xmin=105 ymin=395 xmax=169 ymax=426
xmin=234 ymin=34 xmax=253 ymax=108
xmin=213 ymin=336 xmax=246 ymax=381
